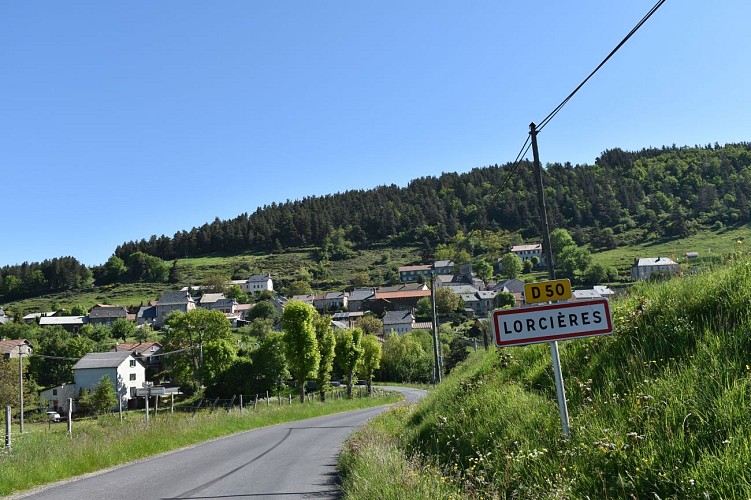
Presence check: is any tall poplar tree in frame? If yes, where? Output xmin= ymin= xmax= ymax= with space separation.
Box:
xmin=314 ymin=313 xmax=336 ymax=401
xmin=281 ymin=301 xmax=320 ymax=403
xmin=335 ymin=328 xmax=364 ymax=399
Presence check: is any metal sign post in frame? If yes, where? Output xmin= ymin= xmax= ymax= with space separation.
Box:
xmin=549 ymin=341 xmax=570 ymax=437
xmin=491 ymin=298 xmax=613 ymax=438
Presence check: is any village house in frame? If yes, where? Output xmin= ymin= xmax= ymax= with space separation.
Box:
xmin=510 ymin=244 xmax=545 ymax=266
xmin=198 ymin=293 xmax=238 ymax=314
xmin=0 ymin=339 xmax=32 ymax=359
xmin=631 ymin=257 xmax=679 ymax=280
xmin=241 ymin=274 xmax=274 ymax=294
xmin=40 ymin=383 xmax=76 ymax=414
xmin=382 ymin=310 xmax=415 ymax=335
xmin=155 ymin=290 xmax=195 ymax=327
xmin=313 ymin=292 xmax=348 ymax=312
xmin=73 ymin=351 xmax=146 ymax=410
xmin=433 ymin=260 xmax=455 ymax=275
xmin=115 ymin=341 xmax=164 ymax=380
xmin=370 ymin=286 xmax=431 ymax=315
xmin=38 ymin=315 xmax=87 ymax=333
xmin=398 ymin=264 xmax=432 ymax=283
xmin=88 ymin=304 xmax=128 ymax=327
xmin=347 ymin=288 xmax=375 ymax=312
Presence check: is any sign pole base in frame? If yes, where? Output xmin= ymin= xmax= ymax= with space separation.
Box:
xmin=550 ymin=340 xmax=570 ymax=438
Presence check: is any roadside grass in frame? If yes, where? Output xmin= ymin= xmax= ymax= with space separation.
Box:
xmin=0 ymin=392 xmax=400 ymax=497
xmin=341 ymin=256 xmax=751 ymax=498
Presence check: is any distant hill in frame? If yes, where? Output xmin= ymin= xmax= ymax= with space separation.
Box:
xmin=114 ymin=143 xmax=751 ymax=260
xmin=2 ymin=142 xmax=750 ymax=304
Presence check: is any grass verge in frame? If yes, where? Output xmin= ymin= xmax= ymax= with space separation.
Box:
xmin=341 ymin=257 xmax=751 ymax=498
xmin=0 ymin=392 xmax=399 ymax=496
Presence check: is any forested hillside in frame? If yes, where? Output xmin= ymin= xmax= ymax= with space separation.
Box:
xmin=115 ymin=143 xmax=751 ymax=259
xmin=2 ymin=142 xmax=750 ymax=303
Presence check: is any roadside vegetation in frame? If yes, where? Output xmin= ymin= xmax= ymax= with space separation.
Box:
xmin=0 ymin=391 xmax=399 ymax=497
xmin=340 ymin=255 xmax=751 ymax=498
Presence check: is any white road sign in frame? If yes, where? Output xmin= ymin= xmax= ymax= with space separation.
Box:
xmin=491 ymin=298 xmax=613 ymax=347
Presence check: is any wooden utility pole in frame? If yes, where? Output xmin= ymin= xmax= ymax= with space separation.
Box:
xmin=18 ymin=347 xmax=23 ymax=434
xmin=530 ymin=122 xmax=555 ymax=280
xmin=529 ymin=122 xmax=570 ymax=438
xmin=430 ymin=267 xmax=442 ymax=384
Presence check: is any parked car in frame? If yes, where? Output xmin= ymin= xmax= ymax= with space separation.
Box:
xmin=46 ymin=411 xmax=61 ymax=422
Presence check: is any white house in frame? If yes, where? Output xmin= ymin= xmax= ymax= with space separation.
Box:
xmin=631 ymin=257 xmax=679 ymax=280
xmin=40 ymin=383 xmax=77 ymax=414
xmin=241 ymin=274 xmax=274 ymax=294
xmin=73 ymin=352 xmax=146 ymax=410
xmin=510 ymin=244 xmax=545 ymax=266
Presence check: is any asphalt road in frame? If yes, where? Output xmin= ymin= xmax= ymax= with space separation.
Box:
xmin=15 ymin=387 xmax=426 ymax=500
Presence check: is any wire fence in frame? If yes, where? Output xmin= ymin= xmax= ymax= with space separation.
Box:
xmin=3 ymin=384 xmax=388 ymax=449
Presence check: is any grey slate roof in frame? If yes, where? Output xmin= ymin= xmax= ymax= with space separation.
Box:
xmin=199 ymin=293 xmax=225 ymax=305
xmin=382 ymin=310 xmax=413 ymax=325
xmin=348 ymin=289 xmax=375 ymax=301
xmin=89 ymin=305 xmax=127 ymax=320
xmin=73 ymin=351 xmax=134 ymax=370
xmin=248 ymin=274 xmax=272 ymax=282
xmin=158 ymin=291 xmax=194 ymax=305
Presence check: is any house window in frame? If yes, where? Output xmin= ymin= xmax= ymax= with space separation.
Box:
xmin=53 ymin=389 xmax=58 ymax=396
xmin=130 ymin=360 xmax=136 ymax=367
xmin=129 ymin=373 xmax=136 ymax=381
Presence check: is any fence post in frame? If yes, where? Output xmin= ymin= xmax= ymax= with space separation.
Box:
xmin=266 ymin=391 xmax=269 ymax=407
xmin=288 ymin=394 xmax=292 ymax=405
xmin=5 ymin=406 xmax=10 ymax=451
xmin=67 ymin=398 xmax=72 ymax=437
xmin=192 ymin=396 xmax=204 ymax=417
xmin=254 ymin=394 xmax=258 ymax=411
xmin=228 ymin=395 xmax=236 ymax=412
xmin=239 ymin=394 xmax=243 ymax=411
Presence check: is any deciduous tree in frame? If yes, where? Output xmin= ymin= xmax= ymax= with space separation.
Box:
xmin=500 ymin=253 xmax=523 ymax=279
xmin=359 ymin=334 xmax=382 ymax=395
xmin=162 ymin=309 xmax=235 ymax=392
xmin=335 ymin=328 xmax=363 ymax=398
xmin=281 ymin=301 xmax=320 ymax=402
xmin=314 ymin=314 xmax=336 ymax=401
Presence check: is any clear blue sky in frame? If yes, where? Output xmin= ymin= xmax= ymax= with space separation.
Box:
xmin=2 ymin=1 xmax=749 ymax=268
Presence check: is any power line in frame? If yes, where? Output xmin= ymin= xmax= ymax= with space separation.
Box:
xmin=536 ymin=0 xmax=667 ymax=133
xmin=29 ymin=344 xmax=199 ymax=363
xmin=498 ymin=136 xmax=532 ymax=192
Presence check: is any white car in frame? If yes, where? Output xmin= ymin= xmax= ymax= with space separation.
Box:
xmin=46 ymin=411 xmax=61 ymax=422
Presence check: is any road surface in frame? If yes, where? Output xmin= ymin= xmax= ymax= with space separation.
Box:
xmin=15 ymin=387 xmax=426 ymax=500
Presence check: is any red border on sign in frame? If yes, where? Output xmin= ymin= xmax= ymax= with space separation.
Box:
xmin=491 ymin=299 xmax=612 ymax=347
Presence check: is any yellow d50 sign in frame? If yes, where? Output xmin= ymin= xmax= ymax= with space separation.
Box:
xmin=524 ymin=279 xmax=572 ymax=304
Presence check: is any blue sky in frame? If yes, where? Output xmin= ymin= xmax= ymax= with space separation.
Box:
xmin=1 ymin=1 xmax=749 ymax=268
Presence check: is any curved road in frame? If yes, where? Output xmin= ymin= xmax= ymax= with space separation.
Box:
xmin=16 ymin=387 xmax=426 ymax=500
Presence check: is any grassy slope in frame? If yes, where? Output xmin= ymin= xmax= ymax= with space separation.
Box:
xmin=4 ymin=246 xmax=421 ymax=313
xmin=341 ymin=256 xmax=751 ymax=498
xmin=6 ymin=224 xmax=751 ymax=313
